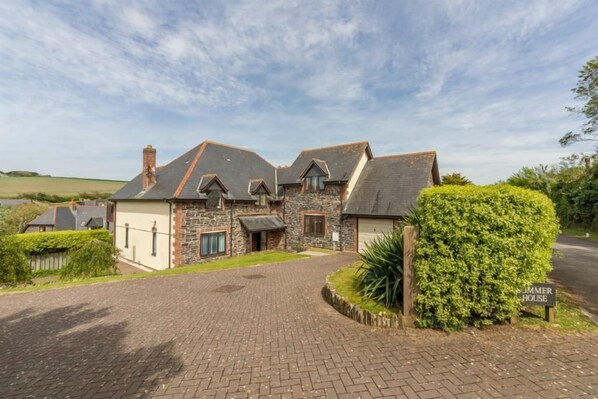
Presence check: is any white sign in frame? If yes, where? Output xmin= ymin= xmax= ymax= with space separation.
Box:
xmin=332 ymin=232 xmax=339 ymax=242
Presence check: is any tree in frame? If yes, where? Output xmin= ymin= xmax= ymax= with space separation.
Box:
xmin=441 ymin=172 xmax=472 ymax=186
xmin=0 ymin=203 xmax=48 ymax=234
xmin=560 ymin=56 xmax=598 ymax=147
xmin=506 ymin=165 xmax=554 ymax=195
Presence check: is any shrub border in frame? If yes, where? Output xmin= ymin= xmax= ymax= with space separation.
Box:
xmin=322 ymin=276 xmax=404 ymax=329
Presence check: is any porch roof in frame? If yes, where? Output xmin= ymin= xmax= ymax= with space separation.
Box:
xmin=238 ymin=215 xmax=286 ymax=233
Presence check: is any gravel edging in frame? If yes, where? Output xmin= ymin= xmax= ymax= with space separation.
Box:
xmin=322 ymin=276 xmax=404 ymax=329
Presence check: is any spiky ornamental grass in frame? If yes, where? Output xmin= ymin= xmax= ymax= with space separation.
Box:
xmin=357 ymin=229 xmax=404 ymax=308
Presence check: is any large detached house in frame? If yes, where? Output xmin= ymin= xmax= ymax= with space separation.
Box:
xmin=110 ymin=141 xmax=439 ymax=269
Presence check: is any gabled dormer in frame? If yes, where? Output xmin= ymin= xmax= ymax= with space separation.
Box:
xmin=300 ymin=159 xmax=330 ymax=192
xmin=249 ymin=179 xmax=271 ymax=206
xmin=198 ymin=174 xmax=228 ymax=209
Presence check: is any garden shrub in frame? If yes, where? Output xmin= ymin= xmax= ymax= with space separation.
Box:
xmin=357 ymin=230 xmax=404 ymax=308
xmin=0 ymin=234 xmax=31 ymax=286
xmin=414 ymin=185 xmax=559 ymax=331
xmin=60 ymin=239 xmax=119 ymax=279
xmin=15 ymin=229 xmax=112 ymax=255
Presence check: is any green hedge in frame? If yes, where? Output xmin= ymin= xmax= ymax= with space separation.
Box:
xmin=414 ymin=185 xmax=559 ymax=331
xmin=14 ymin=230 xmax=112 ymax=255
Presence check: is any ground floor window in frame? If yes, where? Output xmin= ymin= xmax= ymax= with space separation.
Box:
xmin=201 ymin=231 xmax=226 ymax=256
xmin=304 ymin=215 xmax=325 ymax=236
xmin=151 ymin=229 xmax=157 ymax=256
xmin=125 ymin=224 xmax=129 ymax=248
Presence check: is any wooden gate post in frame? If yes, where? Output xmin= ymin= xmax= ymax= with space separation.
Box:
xmin=403 ymin=225 xmax=419 ymax=328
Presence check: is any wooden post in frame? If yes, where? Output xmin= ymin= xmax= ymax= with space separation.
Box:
xmin=545 ymin=306 xmax=555 ymax=323
xmin=403 ymin=225 xmax=419 ymax=328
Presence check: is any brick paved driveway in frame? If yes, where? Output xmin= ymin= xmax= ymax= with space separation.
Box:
xmin=1 ymin=253 xmax=597 ymax=398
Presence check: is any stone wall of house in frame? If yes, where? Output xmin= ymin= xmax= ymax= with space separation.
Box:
xmin=341 ymin=216 xmax=357 ymax=252
xmin=173 ymin=200 xmax=279 ymax=266
xmin=283 ymin=184 xmax=344 ymax=250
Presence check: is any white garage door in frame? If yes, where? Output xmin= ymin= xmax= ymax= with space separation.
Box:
xmin=358 ymin=218 xmax=395 ymax=253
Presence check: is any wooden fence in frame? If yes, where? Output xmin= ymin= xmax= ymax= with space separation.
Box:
xmin=29 ymin=252 xmax=69 ymax=272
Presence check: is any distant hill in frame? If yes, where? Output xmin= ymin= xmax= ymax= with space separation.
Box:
xmin=0 ymin=175 xmax=126 ymax=199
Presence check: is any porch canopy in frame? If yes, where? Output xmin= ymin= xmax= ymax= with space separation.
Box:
xmin=238 ymin=215 xmax=285 ymax=233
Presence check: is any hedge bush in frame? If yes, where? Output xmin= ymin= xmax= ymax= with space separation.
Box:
xmin=60 ymin=239 xmax=119 ymax=279
xmin=0 ymin=235 xmax=31 ymax=286
xmin=14 ymin=229 xmax=112 ymax=255
xmin=414 ymin=185 xmax=559 ymax=331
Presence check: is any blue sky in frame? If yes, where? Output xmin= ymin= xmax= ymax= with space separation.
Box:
xmin=0 ymin=0 xmax=597 ymax=184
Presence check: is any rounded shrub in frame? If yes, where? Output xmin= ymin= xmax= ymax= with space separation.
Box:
xmin=60 ymin=239 xmax=119 ymax=280
xmin=414 ymin=185 xmax=559 ymax=331
xmin=0 ymin=234 xmax=31 ymax=286
xmin=357 ymin=229 xmax=404 ymax=308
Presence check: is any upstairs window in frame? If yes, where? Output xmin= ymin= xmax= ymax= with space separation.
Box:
xmin=304 ymin=176 xmax=325 ymax=192
xmin=256 ymin=193 xmax=268 ymax=207
xmin=206 ymin=190 xmax=222 ymax=209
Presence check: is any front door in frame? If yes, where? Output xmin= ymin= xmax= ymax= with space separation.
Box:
xmin=251 ymin=232 xmax=262 ymax=252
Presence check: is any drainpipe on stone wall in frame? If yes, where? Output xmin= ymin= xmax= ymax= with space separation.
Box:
xmin=167 ymin=200 xmax=173 ymax=269
xmin=339 ymin=193 xmax=344 ymax=252
xmin=230 ymin=200 xmax=235 ymax=257
xmin=282 ymin=186 xmax=287 ymax=250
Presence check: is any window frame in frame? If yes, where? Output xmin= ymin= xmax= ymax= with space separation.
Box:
xmin=206 ymin=190 xmax=223 ymax=209
xmin=151 ymin=228 xmax=157 ymax=257
xmin=304 ymin=215 xmax=325 ymax=237
xmin=256 ymin=193 xmax=268 ymax=207
xmin=303 ymin=176 xmax=325 ymax=192
xmin=125 ymin=224 xmax=129 ymax=249
xmin=200 ymin=231 xmax=227 ymax=257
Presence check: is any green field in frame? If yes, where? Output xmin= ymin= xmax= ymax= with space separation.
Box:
xmin=0 ymin=176 xmax=126 ymax=198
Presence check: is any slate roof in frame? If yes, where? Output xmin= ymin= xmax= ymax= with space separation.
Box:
xmin=238 ymin=215 xmax=286 ymax=232
xmin=27 ymin=207 xmax=76 ymax=230
xmin=110 ymin=142 xmax=276 ymax=201
xmin=279 ymin=142 xmax=371 ymax=185
xmin=343 ymin=152 xmax=439 ymax=217
xmin=75 ymin=206 xmax=107 ymax=230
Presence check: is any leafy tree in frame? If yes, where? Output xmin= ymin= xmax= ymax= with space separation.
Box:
xmin=441 ymin=172 xmax=472 ymax=186
xmin=0 ymin=203 xmax=48 ymax=234
xmin=506 ymin=165 xmax=554 ymax=195
xmin=560 ymin=56 xmax=598 ymax=147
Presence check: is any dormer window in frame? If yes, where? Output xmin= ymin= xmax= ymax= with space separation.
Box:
xmin=206 ymin=190 xmax=222 ymax=209
xmin=256 ymin=193 xmax=267 ymax=207
xmin=301 ymin=159 xmax=329 ymax=192
xmin=304 ymin=176 xmax=325 ymax=192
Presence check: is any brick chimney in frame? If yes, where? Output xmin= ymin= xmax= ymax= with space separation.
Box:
xmin=142 ymin=145 xmax=157 ymax=190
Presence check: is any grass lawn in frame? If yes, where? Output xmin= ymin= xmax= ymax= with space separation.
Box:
xmin=562 ymin=227 xmax=598 ymax=243
xmin=0 ymin=176 xmax=125 ymax=197
xmin=1 ymin=251 xmax=308 ymax=295
xmin=327 ymin=262 xmax=400 ymax=316
xmin=518 ymin=290 xmax=597 ymax=332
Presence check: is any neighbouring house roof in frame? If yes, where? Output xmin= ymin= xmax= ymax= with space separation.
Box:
xmin=343 ymin=151 xmax=440 ymax=217
xmin=85 ymin=217 xmax=105 ymax=228
xmin=279 ymin=142 xmax=372 ymax=185
xmin=27 ymin=207 xmax=76 ymax=230
xmin=238 ymin=215 xmax=286 ymax=232
xmin=110 ymin=141 xmax=276 ymax=201
xmin=75 ymin=206 xmax=107 ymax=230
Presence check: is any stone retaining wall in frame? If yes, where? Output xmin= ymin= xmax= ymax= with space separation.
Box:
xmin=322 ymin=277 xmax=404 ymax=329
